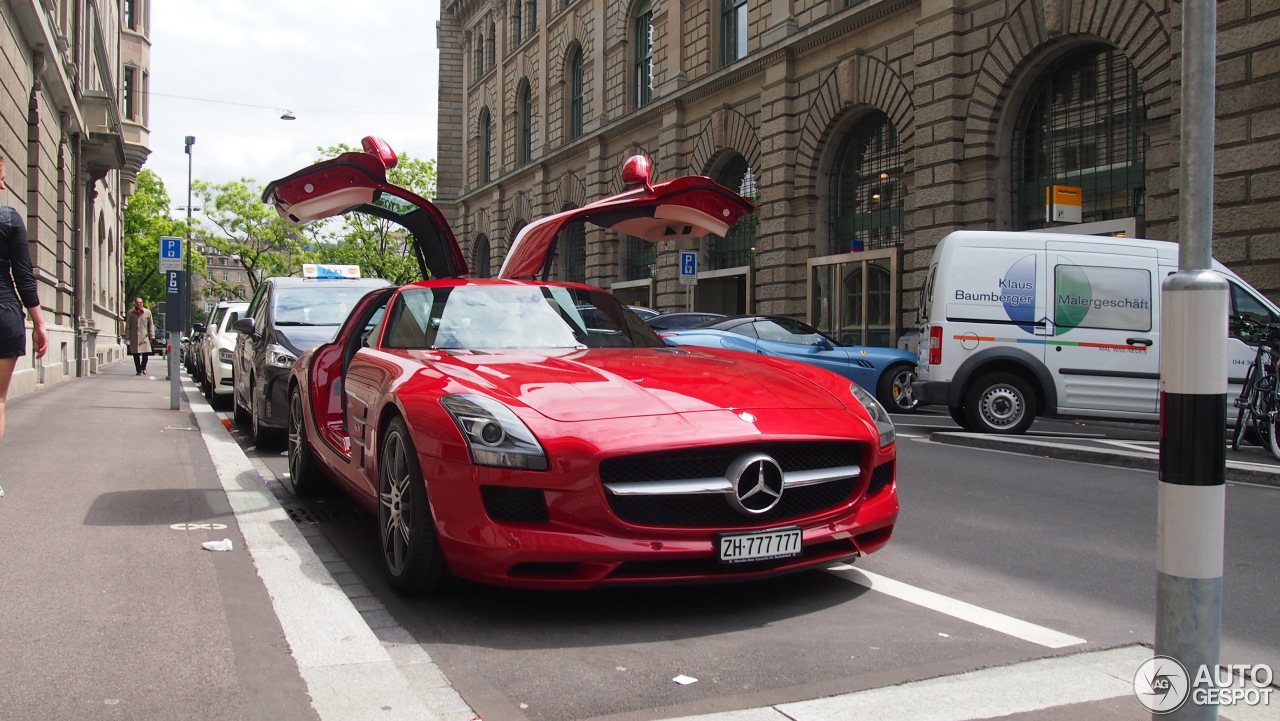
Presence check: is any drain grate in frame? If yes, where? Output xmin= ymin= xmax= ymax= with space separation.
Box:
xmin=282 ymin=501 xmax=364 ymax=524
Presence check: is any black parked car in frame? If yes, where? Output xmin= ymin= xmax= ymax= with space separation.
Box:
xmin=231 ymin=271 xmax=391 ymax=445
xmin=153 ymin=329 xmax=169 ymax=357
xmin=645 ymin=311 xmax=726 ymax=331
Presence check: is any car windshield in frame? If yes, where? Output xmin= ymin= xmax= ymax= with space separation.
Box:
xmin=383 ymin=285 xmax=668 ymax=350
xmin=273 ymin=287 xmax=368 ymax=326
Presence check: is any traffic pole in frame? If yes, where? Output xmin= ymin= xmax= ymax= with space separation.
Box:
xmin=1155 ymin=0 xmax=1223 ymax=717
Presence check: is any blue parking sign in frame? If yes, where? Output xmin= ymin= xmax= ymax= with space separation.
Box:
xmin=159 ymin=236 xmax=183 ymax=272
xmin=166 ymin=270 xmax=181 ymax=295
xmin=680 ymin=250 xmax=697 ymax=286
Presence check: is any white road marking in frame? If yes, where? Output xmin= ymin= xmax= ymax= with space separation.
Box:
xmin=1097 ymin=439 xmax=1159 ymax=454
xmin=658 ymin=646 xmax=1149 ymax=721
xmin=187 ymin=381 xmax=473 ymax=721
xmin=827 ymin=565 xmax=1087 ymax=649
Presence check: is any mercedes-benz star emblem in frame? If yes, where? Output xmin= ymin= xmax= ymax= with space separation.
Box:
xmin=725 ymin=453 xmax=785 ymax=515
xmin=737 ymin=411 xmax=756 ymax=423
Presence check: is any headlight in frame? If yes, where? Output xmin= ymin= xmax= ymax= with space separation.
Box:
xmin=266 ymin=344 xmax=298 ymax=369
xmin=440 ymin=394 xmax=548 ymax=470
xmin=219 ymin=348 xmax=234 ymax=363
xmin=849 ymin=382 xmax=896 ymax=448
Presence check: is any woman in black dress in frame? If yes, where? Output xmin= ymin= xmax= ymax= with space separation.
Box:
xmin=0 ymin=154 xmax=49 ymax=445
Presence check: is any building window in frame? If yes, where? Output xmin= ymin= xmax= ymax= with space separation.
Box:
xmin=480 ymin=108 xmax=493 ymax=183
xmin=720 ymin=0 xmax=747 ymax=66
xmin=124 ymin=0 xmax=136 ymax=30
xmin=474 ymin=34 xmax=485 ymax=77
xmin=633 ymin=0 xmax=653 ymax=108
xmin=512 ymin=0 xmax=523 ymax=46
xmin=525 ymin=0 xmax=537 ymax=39
xmin=568 ymin=46 xmax=584 ymax=140
xmin=623 ymin=235 xmax=656 ymax=280
xmin=831 ymin=110 xmax=906 ymax=252
xmin=711 ymin=153 xmax=757 ymax=269
xmin=561 ymin=215 xmax=586 ymax=283
xmin=488 ymin=23 xmax=496 ymax=67
xmin=123 ymin=67 xmax=136 ymax=120
xmin=1013 ymin=45 xmax=1146 ymax=230
xmin=518 ymin=81 xmax=533 ymax=165
xmin=474 ymin=235 xmax=491 ymax=277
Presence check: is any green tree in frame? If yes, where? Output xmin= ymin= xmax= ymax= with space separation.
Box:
xmin=122 ymin=170 xmax=193 ymax=307
xmin=193 ymin=178 xmax=313 ymax=296
xmin=309 ymin=144 xmax=439 ymax=284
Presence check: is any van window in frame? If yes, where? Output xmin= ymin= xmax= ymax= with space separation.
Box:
xmin=1053 ymin=264 xmax=1152 ymax=332
xmin=919 ymin=266 xmax=936 ymax=320
xmin=1230 ymin=281 xmax=1279 ymax=338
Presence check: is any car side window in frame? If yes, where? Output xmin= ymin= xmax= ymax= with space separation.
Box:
xmin=384 ymin=292 xmax=438 ymax=348
xmin=1230 ymin=280 xmax=1279 ymax=342
xmin=726 ymin=322 xmax=759 ymax=339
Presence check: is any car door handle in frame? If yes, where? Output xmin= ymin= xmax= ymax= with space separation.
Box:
xmin=1126 ymin=337 xmax=1154 ymax=347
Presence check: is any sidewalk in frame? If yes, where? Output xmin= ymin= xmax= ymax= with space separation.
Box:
xmin=0 ymin=363 xmax=1266 ymax=721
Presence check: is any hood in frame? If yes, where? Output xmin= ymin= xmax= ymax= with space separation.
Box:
xmin=498 ymin=156 xmax=756 ymax=279
xmin=272 ymin=325 xmax=341 ymax=357
xmin=261 ymin=136 xmax=468 ymax=280
xmin=427 ymin=348 xmax=846 ymax=422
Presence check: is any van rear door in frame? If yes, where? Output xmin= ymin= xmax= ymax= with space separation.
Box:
xmin=1042 ymin=240 xmax=1160 ymax=416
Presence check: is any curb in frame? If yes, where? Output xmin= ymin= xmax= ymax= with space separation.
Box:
xmin=928 ymin=432 xmax=1280 ymax=488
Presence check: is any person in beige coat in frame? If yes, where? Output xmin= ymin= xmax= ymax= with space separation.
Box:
xmin=124 ymin=297 xmax=155 ymax=375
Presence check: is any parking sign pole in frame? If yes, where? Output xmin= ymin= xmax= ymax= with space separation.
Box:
xmin=160 ymin=237 xmax=184 ymax=410
xmin=1156 ymin=0 xmax=1224 ymax=717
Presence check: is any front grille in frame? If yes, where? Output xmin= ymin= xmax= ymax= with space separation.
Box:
xmin=600 ymin=442 xmax=865 ymax=528
xmin=481 ymin=486 xmax=550 ymax=523
xmin=867 ymin=461 xmax=895 ymax=496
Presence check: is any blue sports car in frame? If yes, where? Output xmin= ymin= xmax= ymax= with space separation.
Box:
xmin=659 ymin=315 xmax=919 ymax=412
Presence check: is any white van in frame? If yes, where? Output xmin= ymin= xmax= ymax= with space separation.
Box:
xmin=912 ymin=231 xmax=1280 ymax=433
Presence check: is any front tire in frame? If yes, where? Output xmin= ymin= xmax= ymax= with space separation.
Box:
xmin=964 ymin=372 xmax=1036 ymax=435
xmin=379 ymin=416 xmax=454 ymax=595
xmin=232 ymin=372 xmax=252 ymax=428
xmin=877 ymin=364 xmax=918 ymax=413
xmin=250 ymin=382 xmax=281 ymax=448
xmin=286 ymin=385 xmax=325 ymax=496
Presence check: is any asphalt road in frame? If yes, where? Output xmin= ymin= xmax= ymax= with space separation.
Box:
xmin=228 ymin=406 xmax=1280 ymax=721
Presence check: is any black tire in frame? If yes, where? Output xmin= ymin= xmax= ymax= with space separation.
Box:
xmin=876 ymin=364 xmax=919 ymax=413
xmin=201 ymin=374 xmax=214 ymax=400
xmin=378 ymin=416 xmax=454 ymax=595
xmin=233 ymin=373 xmax=252 ymax=428
xmin=1231 ymin=364 xmax=1256 ymax=450
xmin=250 ymin=383 xmax=282 ymax=448
xmin=963 ymin=372 xmax=1037 ymax=435
xmin=286 ymin=385 xmax=325 ymax=496
xmin=947 ymin=405 xmax=970 ymax=429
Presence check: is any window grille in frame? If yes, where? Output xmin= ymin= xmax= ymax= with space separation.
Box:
xmin=831 ymin=111 xmax=905 ymax=251
xmin=712 ymin=153 xmax=757 ymax=269
xmin=1013 ymin=45 xmax=1146 ymax=230
xmin=624 ymin=236 xmax=656 ymax=281
xmin=562 ymin=219 xmax=586 ymax=283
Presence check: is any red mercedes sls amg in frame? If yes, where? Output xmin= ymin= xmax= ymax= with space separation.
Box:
xmin=268 ymin=138 xmax=899 ymax=594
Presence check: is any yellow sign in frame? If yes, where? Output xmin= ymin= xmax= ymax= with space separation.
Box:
xmin=1046 ymin=185 xmax=1083 ymax=223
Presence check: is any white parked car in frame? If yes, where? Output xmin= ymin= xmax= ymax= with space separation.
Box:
xmin=199 ymin=300 xmax=249 ymax=406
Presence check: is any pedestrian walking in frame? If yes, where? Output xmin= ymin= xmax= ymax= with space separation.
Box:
xmin=125 ymin=296 xmax=156 ymax=375
xmin=1 ymin=154 xmax=49 ymax=474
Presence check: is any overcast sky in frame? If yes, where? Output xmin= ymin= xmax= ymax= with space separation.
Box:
xmin=147 ymin=0 xmax=440 ymax=213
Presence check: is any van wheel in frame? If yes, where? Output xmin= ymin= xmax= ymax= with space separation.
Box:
xmin=947 ymin=406 xmax=970 ymax=429
xmin=877 ymin=364 xmax=919 ymax=413
xmin=964 ymin=373 xmax=1036 ymax=435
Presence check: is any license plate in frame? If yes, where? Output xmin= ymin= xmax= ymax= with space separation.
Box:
xmin=718 ymin=527 xmax=802 ymax=564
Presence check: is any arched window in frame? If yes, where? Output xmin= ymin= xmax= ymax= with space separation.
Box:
xmin=479 ymin=108 xmax=493 ymax=183
xmin=567 ymin=46 xmax=584 ymax=140
xmin=831 ymin=110 xmax=905 ymax=251
xmin=560 ymin=214 xmax=586 ymax=283
xmin=720 ymin=0 xmax=747 ymax=67
xmin=518 ymin=80 xmax=533 ymax=165
xmin=711 ymin=152 xmax=757 ymax=269
xmin=474 ymin=234 xmax=492 ymax=278
xmin=623 ymin=235 xmax=656 ymax=280
xmin=1013 ymin=45 xmax=1145 ymax=230
xmin=633 ymin=0 xmax=653 ymax=108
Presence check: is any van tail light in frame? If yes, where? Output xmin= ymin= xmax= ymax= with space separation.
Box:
xmin=928 ymin=325 xmax=943 ymax=366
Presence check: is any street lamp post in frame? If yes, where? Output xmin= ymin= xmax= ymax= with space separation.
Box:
xmin=184 ymin=136 xmax=195 ymax=328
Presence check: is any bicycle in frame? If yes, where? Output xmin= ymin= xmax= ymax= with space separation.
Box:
xmin=1229 ymin=315 xmax=1280 ymax=459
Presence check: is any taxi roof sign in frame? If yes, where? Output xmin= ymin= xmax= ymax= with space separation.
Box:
xmin=302 ymin=264 xmax=362 ymax=279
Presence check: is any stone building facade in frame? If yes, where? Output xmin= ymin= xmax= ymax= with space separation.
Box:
xmin=2 ymin=0 xmax=151 ymax=398
xmin=436 ymin=0 xmax=1280 ymax=349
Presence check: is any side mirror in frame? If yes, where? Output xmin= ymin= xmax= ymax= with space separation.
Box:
xmin=192 ymin=323 xmax=206 ymax=333
xmin=231 ymin=317 xmax=256 ymax=336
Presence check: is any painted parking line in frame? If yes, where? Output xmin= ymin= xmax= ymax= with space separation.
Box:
xmin=827 ymin=565 xmax=1087 ymax=649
